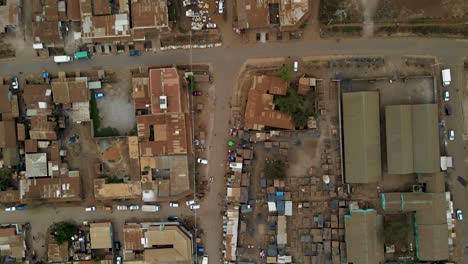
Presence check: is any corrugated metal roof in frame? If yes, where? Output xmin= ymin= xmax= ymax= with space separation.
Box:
xmin=344 ymin=209 xmax=384 ymax=264
xmin=385 ymin=105 xmax=414 ymax=174
xmin=343 ymin=92 xmax=381 ymax=183
xmin=412 ymin=104 xmax=440 ymax=173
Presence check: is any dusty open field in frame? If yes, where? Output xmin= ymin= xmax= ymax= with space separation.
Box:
xmin=96 ymin=68 xmax=135 ymax=135
xmin=320 ymin=0 xmax=468 ymax=24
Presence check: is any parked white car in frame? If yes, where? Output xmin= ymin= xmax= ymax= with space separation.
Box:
xmin=449 ymin=129 xmax=455 ymax=141
xmin=443 ymin=91 xmax=450 ymax=101
xmin=170 ymin=202 xmax=179 ymax=207
xmin=129 ymin=205 xmax=141 ymax=211
xmin=190 ymin=204 xmax=201 ymax=210
xmin=186 ymin=200 xmax=196 ymax=206
xmin=85 ymin=206 xmax=96 ymax=212
xmin=293 ymin=61 xmax=298 ymax=72
xmin=4 ymin=207 xmax=16 ymax=212
xmin=116 ymin=205 xmax=128 ymax=211
xmin=197 ymin=158 xmax=208 ymax=164
xmin=456 ymin=209 xmax=463 ymax=220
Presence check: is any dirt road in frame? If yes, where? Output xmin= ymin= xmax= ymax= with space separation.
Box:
xmin=0 ymin=38 xmax=466 ymax=263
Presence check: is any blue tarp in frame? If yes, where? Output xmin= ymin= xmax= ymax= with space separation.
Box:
xmin=277 ymin=200 xmax=285 ymax=215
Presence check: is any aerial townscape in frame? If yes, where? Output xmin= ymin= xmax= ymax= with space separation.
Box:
xmin=0 ymin=0 xmax=467 ymax=263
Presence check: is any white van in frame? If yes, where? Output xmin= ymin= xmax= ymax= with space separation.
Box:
xmin=54 ymin=55 xmax=73 ymax=63
xmin=441 ymin=69 xmax=451 ymax=86
xmin=141 ymin=205 xmax=160 ymax=212
xmin=202 ymin=255 xmax=208 ymax=264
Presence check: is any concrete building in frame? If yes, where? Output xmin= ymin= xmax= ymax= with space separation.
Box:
xmin=90 ymin=222 xmax=113 ymax=250
xmin=0 ymin=225 xmax=26 ymax=262
xmin=0 ymin=0 xmax=19 ymax=33
xmin=122 ymin=222 xmax=193 ymax=264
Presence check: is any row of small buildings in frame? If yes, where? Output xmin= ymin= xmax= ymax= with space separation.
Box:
xmin=0 ymin=75 xmax=98 ymax=204
xmin=28 ymin=0 xmax=169 ymax=49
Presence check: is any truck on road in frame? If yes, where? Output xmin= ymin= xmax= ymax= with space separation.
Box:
xmin=54 ymin=55 xmax=73 ymax=63
xmin=141 ymin=205 xmax=160 ymax=212
xmin=74 ymin=51 xmax=91 ymax=60
xmin=441 ymin=68 xmax=451 ymax=86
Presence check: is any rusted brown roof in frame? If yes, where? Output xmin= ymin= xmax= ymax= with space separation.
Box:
xmin=81 ymin=14 xmax=130 ymax=41
xmin=30 ymin=115 xmax=57 ymax=140
xmin=0 ymin=85 xmax=12 ymax=113
xmin=0 ymin=0 xmax=19 ymax=28
xmin=51 ymin=81 xmax=88 ymax=104
xmin=20 ymin=176 xmax=81 ymax=201
xmin=32 ymin=20 xmax=61 ymax=44
xmin=25 ymin=139 xmax=38 ymax=153
xmin=137 ymin=113 xmax=188 ymax=156
xmin=93 ymin=0 xmax=111 ymax=15
xmin=67 ymin=0 xmax=81 ymax=21
xmin=23 ymin=85 xmax=52 ymax=109
xmin=149 ymin=68 xmax=182 ymax=113
xmin=79 ymin=0 xmax=92 ymax=17
xmin=244 ymin=75 xmax=293 ymax=130
xmin=132 ymin=74 xmax=151 ymax=111
xmin=131 ymin=0 xmax=168 ymax=29
xmin=32 ymin=0 xmax=42 ymax=14
xmin=236 ymin=0 xmax=269 ymax=29
xmin=123 ymin=224 xmax=144 ymax=251
xmin=16 ymin=124 xmax=25 ymax=141
xmin=44 ymin=0 xmax=59 ymax=21
xmin=0 ymin=190 xmax=20 ymax=203
xmin=0 ymin=121 xmax=16 ymax=148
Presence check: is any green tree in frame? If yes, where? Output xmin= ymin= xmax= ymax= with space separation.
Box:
xmin=278 ymin=64 xmax=294 ymax=81
xmin=265 ymin=160 xmax=286 ymax=179
xmin=54 ymin=223 xmax=77 ymax=245
xmin=104 ymin=175 xmax=124 ymax=184
xmin=0 ymin=168 xmax=14 ymax=191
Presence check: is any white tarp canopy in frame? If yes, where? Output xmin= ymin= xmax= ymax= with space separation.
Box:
xmin=440 ymin=156 xmax=453 ymax=171
xmin=268 ymin=202 xmax=276 ymax=212
xmin=285 ymin=201 xmax=292 ymax=216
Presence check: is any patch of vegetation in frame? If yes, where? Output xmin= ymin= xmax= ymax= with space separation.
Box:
xmin=278 ymin=64 xmax=294 ymax=81
xmin=328 ymin=26 xmax=363 ymax=35
xmin=128 ymin=122 xmax=138 ymax=136
xmin=300 ymin=23 xmax=307 ymax=29
xmin=265 ymin=160 xmax=286 ymax=179
xmin=90 ymin=93 xmax=121 ymax=137
xmin=96 ymin=127 xmax=120 ymax=137
xmin=0 ymin=168 xmax=14 ymax=191
xmin=274 ymin=87 xmax=317 ymax=128
xmin=54 ymin=223 xmax=77 ymax=245
xmin=186 ymin=75 xmax=197 ymax=91
xmin=104 ymin=175 xmax=124 ymax=184
xmin=319 ymin=0 xmax=361 ymax=23
xmin=383 ymin=219 xmax=412 ymax=244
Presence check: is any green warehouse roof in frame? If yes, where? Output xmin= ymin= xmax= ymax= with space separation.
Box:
xmin=343 ymin=91 xmax=381 ymax=183
xmin=344 ymin=209 xmax=384 ymax=264
xmin=385 ymin=105 xmax=414 ymax=174
xmin=412 ymin=104 xmax=440 ymax=173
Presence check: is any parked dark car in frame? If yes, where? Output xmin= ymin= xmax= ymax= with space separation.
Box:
xmin=167 ymin=216 xmax=178 ymax=221
xmin=16 ymin=204 xmax=28 ymax=210
xmin=114 ymin=241 xmax=121 ymax=251
xmin=192 ymin=91 xmax=203 ymax=96
xmin=457 ymin=176 xmax=467 ymax=187
xmin=129 ymin=50 xmax=141 ymax=56
xmin=445 ymin=105 xmax=452 ymax=115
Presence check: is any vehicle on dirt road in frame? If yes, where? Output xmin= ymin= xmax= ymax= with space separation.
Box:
xmin=4 ymin=207 xmax=16 ymax=212
xmin=167 ymin=216 xmax=178 ymax=221
xmin=186 ymin=200 xmax=196 ymax=206
xmin=190 ymin=204 xmax=201 ymax=210
xmin=441 ymin=68 xmax=451 ymax=86
xmin=129 ymin=205 xmax=141 ymax=211
xmin=192 ymin=91 xmax=203 ymax=96
xmin=443 ymin=91 xmax=450 ymax=101
xmin=457 ymin=209 xmax=463 ymax=220
xmin=445 ymin=105 xmax=452 ymax=115
xmin=85 ymin=206 xmax=96 ymax=212
xmin=11 ymin=77 xmax=18 ymax=90
xmin=129 ymin=50 xmax=141 ymax=56
xmin=94 ymin=92 xmax=105 ymax=99
xmin=169 ymin=202 xmax=179 ymax=207
xmin=449 ymin=129 xmax=455 ymax=141
xmin=141 ymin=205 xmax=160 ymax=212
xmin=116 ymin=205 xmax=128 ymax=210
xmin=197 ymin=158 xmax=208 ymax=164
xmin=16 ymin=204 xmax=28 ymax=210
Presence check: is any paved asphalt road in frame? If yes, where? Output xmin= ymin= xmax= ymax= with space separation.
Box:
xmin=0 ymin=38 xmax=467 ymax=263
